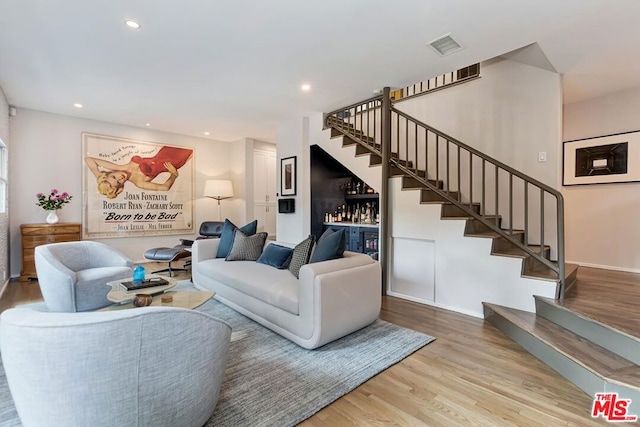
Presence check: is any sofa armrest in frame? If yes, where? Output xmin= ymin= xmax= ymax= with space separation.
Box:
xmin=298 ymin=258 xmax=382 ymax=348
xmin=299 ymin=251 xmax=374 ymax=278
xmin=192 ymin=238 xmax=220 ymax=263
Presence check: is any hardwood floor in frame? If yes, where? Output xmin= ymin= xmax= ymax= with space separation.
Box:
xmin=2 ymin=264 xmax=631 ymax=426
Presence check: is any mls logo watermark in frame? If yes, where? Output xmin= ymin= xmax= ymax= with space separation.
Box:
xmin=591 ymin=393 xmax=638 ymax=422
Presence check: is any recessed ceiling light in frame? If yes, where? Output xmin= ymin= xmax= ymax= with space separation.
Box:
xmin=124 ymin=20 xmax=141 ymax=30
xmin=301 ymin=84 xmax=311 ymax=92
xmin=145 ymin=123 xmax=151 ymax=127
xmin=73 ymin=103 xmax=83 ymax=108
xmin=204 ymin=131 xmax=210 ymax=136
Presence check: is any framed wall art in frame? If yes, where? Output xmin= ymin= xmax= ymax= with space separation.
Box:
xmin=281 ymin=156 xmax=297 ymax=196
xmin=82 ymin=133 xmax=194 ymax=238
xmin=563 ymin=130 xmax=640 ymax=186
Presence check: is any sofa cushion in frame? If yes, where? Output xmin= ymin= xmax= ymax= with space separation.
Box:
xmin=226 ymin=230 xmax=267 ymax=261
xmin=198 ymin=259 xmax=299 ymax=315
xmin=256 ymin=244 xmax=293 ymax=269
xmin=216 ymin=219 xmax=258 ymax=258
xmin=288 ymin=235 xmax=316 ymax=279
xmin=310 ymin=228 xmax=346 ymax=263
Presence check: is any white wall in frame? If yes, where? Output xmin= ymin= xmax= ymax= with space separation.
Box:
xmin=276 ymin=117 xmax=311 ymax=244
xmin=563 ymin=87 xmax=640 ymax=272
xmin=394 ymin=58 xmax=563 ymax=257
xmin=0 ymin=88 xmax=10 ymax=291
xmin=396 ymin=58 xmax=562 ymax=187
xmin=9 ymin=109 xmax=240 ymax=276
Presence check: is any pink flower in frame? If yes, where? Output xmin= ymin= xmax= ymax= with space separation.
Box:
xmin=61 ymin=192 xmax=69 ymax=198
xmin=51 ymin=189 xmax=58 ymax=194
xmin=36 ymin=193 xmax=42 ymax=198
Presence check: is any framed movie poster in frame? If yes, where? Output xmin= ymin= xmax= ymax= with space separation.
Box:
xmin=563 ymin=130 xmax=640 ymax=186
xmin=82 ymin=133 xmax=194 ymax=238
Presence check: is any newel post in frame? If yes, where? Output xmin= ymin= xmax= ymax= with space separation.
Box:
xmin=380 ymin=87 xmax=392 ymax=295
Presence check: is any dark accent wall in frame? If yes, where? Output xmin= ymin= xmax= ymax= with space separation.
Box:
xmin=310 ymin=145 xmax=353 ymax=239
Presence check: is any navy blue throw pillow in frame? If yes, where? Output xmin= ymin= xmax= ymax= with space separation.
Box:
xmin=256 ymin=244 xmax=294 ymax=269
xmin=216 ymin=219 xmax=258 ymax=258
xmin=310 ymin=228 xmax=346 ymax=263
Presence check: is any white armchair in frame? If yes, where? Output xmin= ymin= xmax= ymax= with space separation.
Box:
xmin=35 ymin=241 xmax=134 ymax=312
xmin=0 ymin=305 xmax=231 ymax=427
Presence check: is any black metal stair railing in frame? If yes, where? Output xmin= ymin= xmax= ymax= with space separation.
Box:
xmin=324 ymin=87 xmax=567 ymax=299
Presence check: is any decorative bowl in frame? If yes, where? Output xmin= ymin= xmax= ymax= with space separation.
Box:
xmin=133 ymin=294 xmax=153 ymax=307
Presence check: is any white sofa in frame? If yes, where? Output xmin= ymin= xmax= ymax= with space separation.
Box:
xmin=192 ymin=239 xmax=381 ymax=349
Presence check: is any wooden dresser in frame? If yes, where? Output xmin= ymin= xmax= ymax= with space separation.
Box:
xmin=20 ymin=223 xmax=81 ymax=281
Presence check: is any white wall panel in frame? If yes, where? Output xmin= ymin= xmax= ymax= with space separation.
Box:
xmin=389 ymin=237 xmax=435 ymax=302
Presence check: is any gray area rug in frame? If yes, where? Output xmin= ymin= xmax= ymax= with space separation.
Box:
xmin=0 ymin=281 xmax=435 ymax=427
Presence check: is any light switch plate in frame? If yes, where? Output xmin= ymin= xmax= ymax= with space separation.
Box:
xmin=538 ymin=152 xmax=547 ymax=162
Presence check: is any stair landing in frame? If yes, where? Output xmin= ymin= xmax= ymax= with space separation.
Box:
xmin=551 ymin=266 xmax=640 ymax=340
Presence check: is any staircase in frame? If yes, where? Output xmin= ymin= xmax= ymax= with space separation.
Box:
xmin=322 ymin=86 xmax=640 ymax=407
xmin=323 ymin=98 xmax=575 ymax=295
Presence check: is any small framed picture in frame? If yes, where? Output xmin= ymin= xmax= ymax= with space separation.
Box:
xmin=563 ymin=130 xmax=640 ymax=186
xmin=280 ymin=156 xmax=297 ymax=196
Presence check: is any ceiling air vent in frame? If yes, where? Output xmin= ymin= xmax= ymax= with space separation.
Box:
xmin=428 ymin=34 xmax=463 ymax=56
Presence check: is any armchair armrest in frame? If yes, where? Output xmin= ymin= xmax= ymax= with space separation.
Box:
xmin=179 ymin=238 xmax=194 ymax=247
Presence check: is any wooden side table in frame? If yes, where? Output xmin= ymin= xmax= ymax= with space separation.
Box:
xmin=20 ymin=223 xmax=81 ymax=281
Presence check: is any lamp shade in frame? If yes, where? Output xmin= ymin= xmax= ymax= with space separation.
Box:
xmin=203 ymin=180 xmax=234 ymax=200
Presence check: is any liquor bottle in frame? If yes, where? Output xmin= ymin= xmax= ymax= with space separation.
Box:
xmin=353 ymin=204 xmax=360 ymax=223
xmin=362 ymin=183 xmax=368 ymax=194
xmin=324 ymin=212 xmax=329 ymax=223
xmin=364 ymin=203 xmax=371 ymax=224
xmin=346 ymin=205 xmax=351 ymax=222
xmin=356 ymin=182 xmax=361 ymax=194
xmin=336 ymin=206 xmax=342 ymax=222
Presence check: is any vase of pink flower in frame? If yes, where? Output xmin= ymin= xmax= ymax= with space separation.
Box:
xmin=36 ymin=189 xmax=72 ymax=224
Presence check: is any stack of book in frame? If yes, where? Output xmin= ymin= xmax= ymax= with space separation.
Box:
xmin=119 ymin=278 xmax=169 ymax=292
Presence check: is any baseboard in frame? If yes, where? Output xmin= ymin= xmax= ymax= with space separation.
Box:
xmin=567 ymin=260 xmax=640 ymax=274
xmin=386 ymin=290 xmax=483 ymax=318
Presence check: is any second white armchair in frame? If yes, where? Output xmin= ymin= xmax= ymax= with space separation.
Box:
xmin=35 ymin=241 xmax=134 ymax=312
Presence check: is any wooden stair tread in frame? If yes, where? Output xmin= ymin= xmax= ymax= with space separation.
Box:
xmin=493 ymin=244 xmax=550 ymax=258
xmin=465 ymin=229 xmax=524 ymax=239
xmin=485 ymin=303 xmax=640 ymax=391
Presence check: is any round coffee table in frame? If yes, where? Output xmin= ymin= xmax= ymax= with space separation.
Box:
xmin=105 ymin=274 xmax=177 ymax=304
xmin=102 ymin=274 xmax=214 ymax=311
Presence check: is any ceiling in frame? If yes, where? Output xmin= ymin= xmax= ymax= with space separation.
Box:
xmin=1 ymin=0 xmax=640 ymax=143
